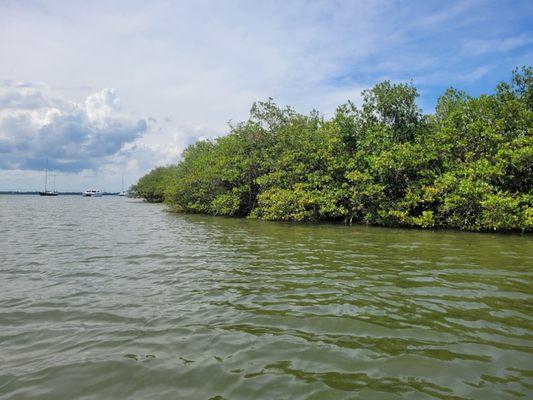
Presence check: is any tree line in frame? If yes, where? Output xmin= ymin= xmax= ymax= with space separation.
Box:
xmin=132 ymin=67 xmax=532 ymax=231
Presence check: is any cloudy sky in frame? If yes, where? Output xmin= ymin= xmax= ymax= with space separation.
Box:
xmin=1 ymin=0 xmax=532 ymax=191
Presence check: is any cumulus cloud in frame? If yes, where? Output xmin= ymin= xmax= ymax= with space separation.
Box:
xmin=0 ymin=82 xmax=147 ymax=172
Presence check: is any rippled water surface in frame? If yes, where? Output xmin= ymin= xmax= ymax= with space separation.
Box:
xmin=1 ymin=195 xmax=532 ymax=399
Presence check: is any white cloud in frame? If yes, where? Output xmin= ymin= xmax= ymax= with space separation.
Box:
xmin=0 ymin=82 xmax=147 ymax=172
xmin=462 ymin=33 xmax=533 ymax=56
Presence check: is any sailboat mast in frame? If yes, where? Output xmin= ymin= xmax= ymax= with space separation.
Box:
xmin=44 ymin=158 xmax=48 ymax=192
xmin=53 ymin=173 xmax=56 ymax=192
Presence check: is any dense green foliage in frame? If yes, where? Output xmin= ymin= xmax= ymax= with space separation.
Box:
xmin=134 ymin=67 xmax=532 ymax=231
xmin=130 ymin=165 xmax=177 ymax=203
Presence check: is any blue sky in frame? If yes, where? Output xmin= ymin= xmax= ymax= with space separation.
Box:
xmin=0 ymin=0 xmax=532 ymax=191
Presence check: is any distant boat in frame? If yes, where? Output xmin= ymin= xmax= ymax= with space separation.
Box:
xmin=83 ymin=189 xmax=103 ymax=197
xmin=39 ymin=159 xmax=58 ymax=196
xmin=118 ymin=172 xmax=127 ymax=196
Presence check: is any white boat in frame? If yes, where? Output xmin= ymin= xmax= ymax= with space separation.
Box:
xmin=83 ymin=189 xmax=103 ymax=197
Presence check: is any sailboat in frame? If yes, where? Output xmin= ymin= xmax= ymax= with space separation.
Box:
xmin=118 ymin=172 xmax=127 ymax=196
xmin=39 ymin=159 xmax=58 ymax=196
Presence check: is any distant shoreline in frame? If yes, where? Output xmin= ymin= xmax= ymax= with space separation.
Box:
xmin=0 ymin=191 xmax=121 ymax=196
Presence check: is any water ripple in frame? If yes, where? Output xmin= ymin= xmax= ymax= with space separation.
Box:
xmin=0 ymin=195 xmax=531 ymax=399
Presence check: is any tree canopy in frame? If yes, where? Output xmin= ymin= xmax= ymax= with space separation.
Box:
xmin=132 ymin=67 xmax=532 ymax=232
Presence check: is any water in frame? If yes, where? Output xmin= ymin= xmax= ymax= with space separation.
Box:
xmin=0 ymin=195 xmax=532 ymax=399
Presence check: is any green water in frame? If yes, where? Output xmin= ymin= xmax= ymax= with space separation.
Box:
xmin=0 ymin=195 xmax=532 ymax=399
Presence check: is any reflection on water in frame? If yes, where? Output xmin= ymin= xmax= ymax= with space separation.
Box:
xmin=0 ymin=195 xmax=532 ymax=399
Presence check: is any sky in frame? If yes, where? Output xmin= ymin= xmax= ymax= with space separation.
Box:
xmin=0 ymin=0 xmax=532 ymax=192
